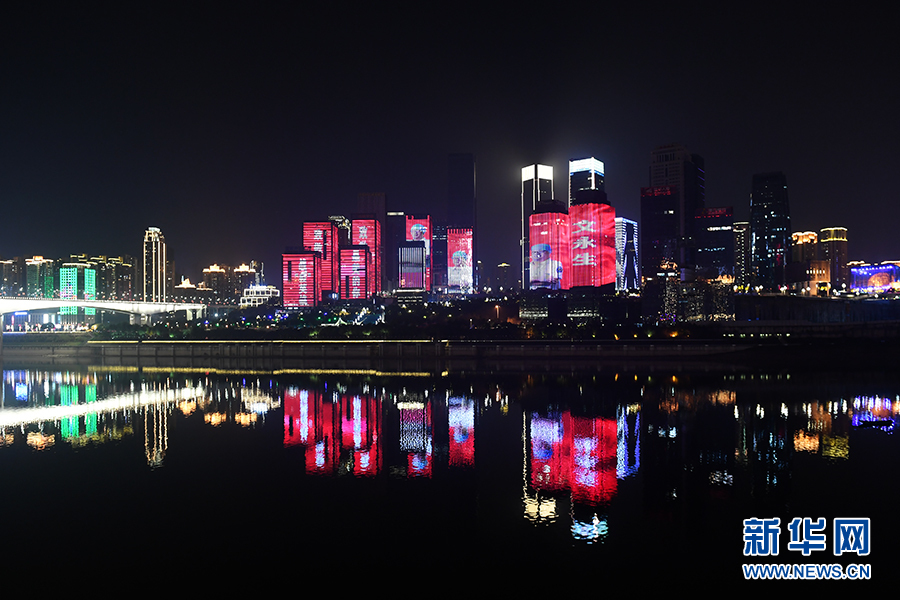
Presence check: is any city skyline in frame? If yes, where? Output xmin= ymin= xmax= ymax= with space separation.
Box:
xmin=2 ymin=4 xmax=896 ymax=279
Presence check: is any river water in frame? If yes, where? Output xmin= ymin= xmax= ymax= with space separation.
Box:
xmin=0 ymin=363 xmax=894 ymax=587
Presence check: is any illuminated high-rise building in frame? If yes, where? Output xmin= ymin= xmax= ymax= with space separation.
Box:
xmin=405 ymin=215 xmax=432 ymax=291
xmin=351 ymin=217 xmax=382 ymax=297
xmin=733 ymin=222 xmax=751 ymax=290
xmin=143 ymin=227 xmax=167 ymax=302
xmin=521 ymin=164 xmax=554 ymax=288
xmin=398 ymin=242 xmax=426 ymax=290
xmin=615 ymin=217 xmax=639 ymax=291
xmin=282 ymin=250 xmax=321 ymax=308
xmin=303 ymin=221 xmax=340 ymax=301
xmin=819 ymin=227 xmax=849 ymax=292
xmin=59 ymin=262 xmax=97 ymax=322
xmin=568 ymin=157 xmax=606 ymax=207
xmin=340 ymin=246 xmax=370 ymax=300
xmin=750 ymin=172 xmax=790 ymax=291
xmin=25 ymin=256 xmax=55 ymax=298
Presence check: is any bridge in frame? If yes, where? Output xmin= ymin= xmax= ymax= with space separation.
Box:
xmin=0 ymin=297 xmax=206 ymax=324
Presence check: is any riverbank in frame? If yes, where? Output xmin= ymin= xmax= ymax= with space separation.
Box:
xmin=0 ymin=335 xmax=892 ymax=373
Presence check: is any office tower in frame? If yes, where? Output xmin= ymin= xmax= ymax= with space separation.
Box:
xmin=282 ymin=250 xmax=321 ymax=308
xmin=521 ymin=164 xmax=554 ymax=288
xmin=447 ymin=228 xmax=474 ymax=293
xmin=303 ymin=221 xmax=339 ymax=301
xmin=528 ymin=203 xmax=569 ymax=290
xmin=568 ymin=157 xmax=606 ymax=207
xmin=648 ymin=145 xmax=705 ymax=267
xmin=351 ymin=217 xmax=382 ymax=297
xmin=398 ymin=242 xmax=427 ymax=289
xmin=358 ymin=193 xmax=387 ymax=291
xmin=405 ymin=215 xmax=432 ymax=291
xmin=431 ymin=223 xmax=448 ymax=291
xmin=694 ymin=207 xmax=734 ymax=280
xmin=340 ymin=246 xmax=370 ymax=299
xmin=568 ymin=202 xmax=616 ymax=288
xmin=640 ymin=186 xmax=679 ymax=276
xmin=143 ymin=227 xmax=167 ymax=302
xmin=615 ymin=217 xmax=639 ymax=291
xmin=448 ymin=154 xmax=476 ymax=229
xmin=750 ymin=172 xmax=791 ymax=291
xmin=384 ymin=211 xmax=407 ymax=291
xmin=733 ymin=222 xmax=751 ymax=291
xmin=819 ymin=227 xmax=849 ymax=292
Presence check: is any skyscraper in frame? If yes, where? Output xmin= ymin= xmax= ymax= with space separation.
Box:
xmin=615 ymin=217 xmax=639 ymax=291
xmin=143 ymin=227 xmax=167 ymax=302
xmin=733 ymin=222 xmax=751 ymax=291
xmin=448 ymin=154 xmax=476 ymax=229
xmin=521 ymin=164 xmax=553 ymax=288
xmin=648 ymin=144 xmax=705 ymax=268
xmin=568 ymin=157 xmax=606 ymax=207
xmin=749 ymin=172 xmax=791 ymax=291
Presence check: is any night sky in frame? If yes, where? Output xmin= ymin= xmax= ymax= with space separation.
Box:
xmin=2 ymin=3 xmax=897 ymax=283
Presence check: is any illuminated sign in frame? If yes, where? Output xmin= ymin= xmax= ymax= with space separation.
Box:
xmin=569 ymin=203 xmax=616 ymax=287
xmin=447 ymin=228 xmax=473 ymax=293
xmin=529 ymin=211 xmax=569 ymax=290
xmin=406 ymin=215 xmax=432 ymax=290
xmin=282 ymin=252 xmax=320 ymax=307
xmin=851 ymin=263 xmax=900 ymax=292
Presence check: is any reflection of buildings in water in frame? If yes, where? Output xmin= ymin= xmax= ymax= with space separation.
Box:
xmin=399 ymin=397 xmax=431 ymax=478
xmin=1 ymin=370 xmax=279 ymax=466
xmin=283 ymin=386 xmax=382 ymax=477
xmin=524 ymin=406 xmax=639 ymax=540
xmin=448 ymin=396 xmax=474 ymax=468
xmin=144 ymin=404 xmax=167 ymax=468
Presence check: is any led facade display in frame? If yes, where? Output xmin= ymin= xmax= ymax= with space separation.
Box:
xmin=340 ymin=246 xmax=369 ymax=300
xmin=302 ymin=222 xmax=339 ymax=298
xmin=399 ymin=243 xmax=426 ymax=289
xmin=405 ymin=216 xmax=432 ymax=290
xmin=351 ymin=219 xmax=381 ymax=297
xmin=282 ymin=252 xmax=320 ymax=308
xmin=569 ymin=203 xmax=616 ymax=287
xmin=851 ymin=263 xmax=900 ymax=292
xmin=447 ymin=228 xmax=473 ymax=293
xmin=528 ymin=212 xmax=569 ymax=290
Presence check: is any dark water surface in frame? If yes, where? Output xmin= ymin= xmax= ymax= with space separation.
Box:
xmin=1 ymin=364 xmax=895 ymax=587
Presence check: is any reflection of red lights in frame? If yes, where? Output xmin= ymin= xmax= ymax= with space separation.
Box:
xmin=530 ymin=411 xmax=618 ymax=504
xmin=283 ymin=388 xmax=382 ymax=477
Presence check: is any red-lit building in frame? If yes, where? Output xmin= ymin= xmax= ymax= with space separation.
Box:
xmin=302 ymin=221 xmax=339 ymax=301
xmin=569 ymin=203 xmax=616 ymax=287
xmin=405 ymin=215 xmax=432 ymax=291
xmin=351 ymin=218 xmax=382 ymax=297
xmin=528 ymin=209 xmax=569 ymax=290
xmin=282 ymin=251 xmax=321 ymax=308
xmin=339 ymin=246 xmax=370 ymax=300
xmin=447 ymin=228 xmax=474 ymax=294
